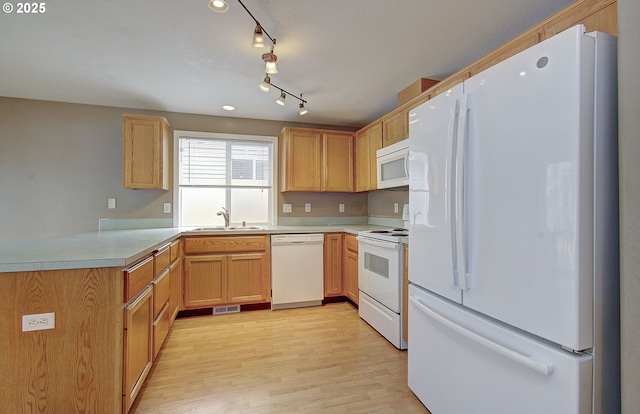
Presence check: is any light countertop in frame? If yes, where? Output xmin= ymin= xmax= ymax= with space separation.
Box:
xmin=0 ymin=224 xmax=387 ymax=273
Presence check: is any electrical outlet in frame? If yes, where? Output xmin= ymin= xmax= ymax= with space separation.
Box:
xmin=394 ymin=203 xmax=399 ymax=213
xmin=108 ymin=198 xmax=116 ymax=209
xmin=305 ymin=203 xmax=311 ymax=213
xmin=163 ymin=202 xmax=171 ymax=214
xmin=283 ymin=204 xmax=292 ymax=213
xmin=22 ymin=312 xmax=55 ymax=332
xmin=339 ymin=203 xmax=345 ymax=213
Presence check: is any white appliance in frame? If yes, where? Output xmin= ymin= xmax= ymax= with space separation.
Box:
xmin=271 ymin=234 xmax=324 ymax=310
xmin=408 ymin=25 xmax=619 ymax=414
xmin=357 ymin=228 xmax=408 ymax=349
xmin=376 ymin=139 xmax=409 ymax=189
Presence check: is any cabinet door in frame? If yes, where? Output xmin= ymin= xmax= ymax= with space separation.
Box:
xmin=324 ymin=233 xmax=344 ymax=296
xmin=344 ymin=235 xmax=359 ymax=304
xmin=122 ymin=114 xmax=170 ymax=190
xmin=355 ymin=122 xmax=382 ymax=192
xmin=227 ymin=253 xmax=269 ymax=304
xmin=280 ymin=128 xmax=322 ymax=191
xmin=169 ymin=258 xmax=182 ymax=324
xmin=183 ymin=255 xmax=227 ymax=308
xmin=383 ymin=110 xmax=409 ymax=147
xmin=345 ymin=249 xmax=359 ymax=305
xmin=152 ymin=267 xmax=170 ymax=320
xmin=368 ymin=123 xmax=382 ymax=190
xmin=323 ymin=132 xmax=354 ymax=192
xmin=123 ymin=285 xmax=153 ymax=413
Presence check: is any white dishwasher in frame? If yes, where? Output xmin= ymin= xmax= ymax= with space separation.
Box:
xmin=271 ymin=233 xmax=324 ymax=310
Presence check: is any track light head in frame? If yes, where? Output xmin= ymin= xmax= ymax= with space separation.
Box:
xmin=276 ymin=91 xmax=286 ymax=106
xmin=208 ymin=0 xmax=228 ymax=13
xmin=262 ymin=52 xmax=278 ymax=74
xmin=259 ymin=75 xmax=271 ymax=92
xmin=252 ymin=24 xmax=266 ymax=48
xmin=299 ymin=102 xmax=308 ymax=116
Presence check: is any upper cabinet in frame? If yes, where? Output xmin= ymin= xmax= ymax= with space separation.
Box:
xmin=355 ymin=122 xmax=382 ymax=192
xmin=122 ymin=114 xmax=171 ymax=190
xmin=382 ymin=109 xmax=409 ymax=147
xmin=279 ymin=127 xmax=354 ymax=192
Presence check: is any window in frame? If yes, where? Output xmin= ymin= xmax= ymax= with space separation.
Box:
xmin=176 ymin=132 xmax=275 ymax=228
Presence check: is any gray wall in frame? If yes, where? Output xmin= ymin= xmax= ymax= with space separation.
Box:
xmin=0 ymin=97 xmax=355 ymax=245
xmin=618 ymin=0 xmax=640 ymax=412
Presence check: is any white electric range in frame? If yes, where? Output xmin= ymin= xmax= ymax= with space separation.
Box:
xmin=356 ymin=228 xmax=408 ymax=349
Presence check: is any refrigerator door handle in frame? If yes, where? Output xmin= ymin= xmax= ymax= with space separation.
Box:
xmin=449 ymin=98 xmax=461 ymax=287
xmin=409 ymin=296 xmax=555 ymax=376
xmin=454 ymin=93 xmax=470 ymax=290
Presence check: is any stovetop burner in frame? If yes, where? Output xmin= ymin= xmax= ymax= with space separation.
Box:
xmin=369 ymin=228 xmax=407 ymax=234
xmin=358 ymin=227 xmax=409 ymax=243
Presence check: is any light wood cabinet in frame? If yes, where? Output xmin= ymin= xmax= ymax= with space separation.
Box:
xmin=169 ymin=239 xmax=183 ymax=324
xmin=123 ymin=285 xmax=153 ymax=414
xmin=355 ymin=122 xmax=382 ymax=192
xmin=323 ymin=132 xmax=354 ymax=191
xmin=344 ymin=234 xmax=359 ymax=304
xmin=279 ymin=127 xmax=354 ymax=192
xmin=183 ymin=236 xmax=271 ymax=308
xmin=383 ymin=109 xmax=409 ymax=147
xmin=324 ymin=233 xmax=344 ymax=297
xmin=151 ymin=267 xmax=170 ymax=359
xmin=122 ymin=114 xmax=171 ymax=190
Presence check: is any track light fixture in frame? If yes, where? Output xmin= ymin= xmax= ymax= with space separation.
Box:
xmin=299 ymin=102 xmax=309 ymax=116
xmin=210 ymin=0 xmax=309 ymax=115
xmin=262 ymin=47 xmax=278 ymax=74
xmin=252 ymin=24 xmax=265 ymax=48
xmin=259 ymin=75 xmax=271 ymax=92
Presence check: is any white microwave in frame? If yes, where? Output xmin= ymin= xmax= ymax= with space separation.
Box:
xmin=376 ymin=139 xmax=409 ymax=189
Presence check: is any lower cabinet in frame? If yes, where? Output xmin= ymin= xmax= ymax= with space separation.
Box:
xmin=152 ymin=267 xmax=171 ymax=359
xmin=123 ymin=285 xmax=153 ymax=414
xmin=169 ymin=257 xmax=182 ymax=323
xmin=324 ymin=233 xmax=344 ymax=297
xmin=183 ymin=236 xmax=271 ymax=308
xmin=345 ymin=234 xmax=359 ymax=304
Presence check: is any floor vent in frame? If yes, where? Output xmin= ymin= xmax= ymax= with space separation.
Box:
xmin=212 ymin=305 xmax=240 ymax=315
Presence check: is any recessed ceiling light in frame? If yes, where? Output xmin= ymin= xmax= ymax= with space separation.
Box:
xmin=222 ymin=105 xmax=235 ymax=111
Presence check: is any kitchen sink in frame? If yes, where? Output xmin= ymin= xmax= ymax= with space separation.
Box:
xmin=192 ymin=226 xmax=263 ymax=231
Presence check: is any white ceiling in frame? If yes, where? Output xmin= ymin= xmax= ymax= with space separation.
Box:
xmin=0 ymin=0 xmax=572 ymax=127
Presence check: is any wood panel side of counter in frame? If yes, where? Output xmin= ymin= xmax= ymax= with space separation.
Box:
xmin=0 ymin=267 xmax=124 ymax=414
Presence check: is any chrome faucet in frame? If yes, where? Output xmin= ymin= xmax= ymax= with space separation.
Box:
xmin=217 ymin=207 xmax=230 ymax=227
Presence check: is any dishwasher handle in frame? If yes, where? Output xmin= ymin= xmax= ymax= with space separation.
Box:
xmin=271 ymin=234 xmax=325 ymax=246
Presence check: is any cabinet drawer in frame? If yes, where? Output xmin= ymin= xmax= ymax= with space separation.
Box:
xmin=124 ymin=256 xmax=154 ymax=303
xmin=154 ymin=245 xmax=171 ymax=275
xmin=346 ymin=234 xmax=358 ymax=252
xmin=184 ymin=236 xmax=267 ymax=254
xmin=153 ymin=302 xmax=171 ymax=359
xmin=170 ymin=239 xmax=181 ymax=263
xmin=152 ymin=268 xmax=170 ymax=319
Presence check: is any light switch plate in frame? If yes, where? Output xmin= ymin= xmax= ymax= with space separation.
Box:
xmin=339 ymin=203 xmax=345 ymax=213
xmin=108 ymin=198 xmax=116 ymax=209
xmin=163 ymin=203 xmax=171 ymax=213
xmin=283 ymin=203 xmax=292 ymax=213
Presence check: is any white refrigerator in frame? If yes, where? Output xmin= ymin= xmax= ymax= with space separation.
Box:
xmin=407 ymin=25 xmax=619 ymax=414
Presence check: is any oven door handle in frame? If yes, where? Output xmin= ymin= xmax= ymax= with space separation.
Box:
xmin=357 ymin=236 xmax=400 ymax=251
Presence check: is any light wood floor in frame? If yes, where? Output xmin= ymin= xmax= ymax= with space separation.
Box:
xmin=130 ymin=302 xmax=430 ymax=414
